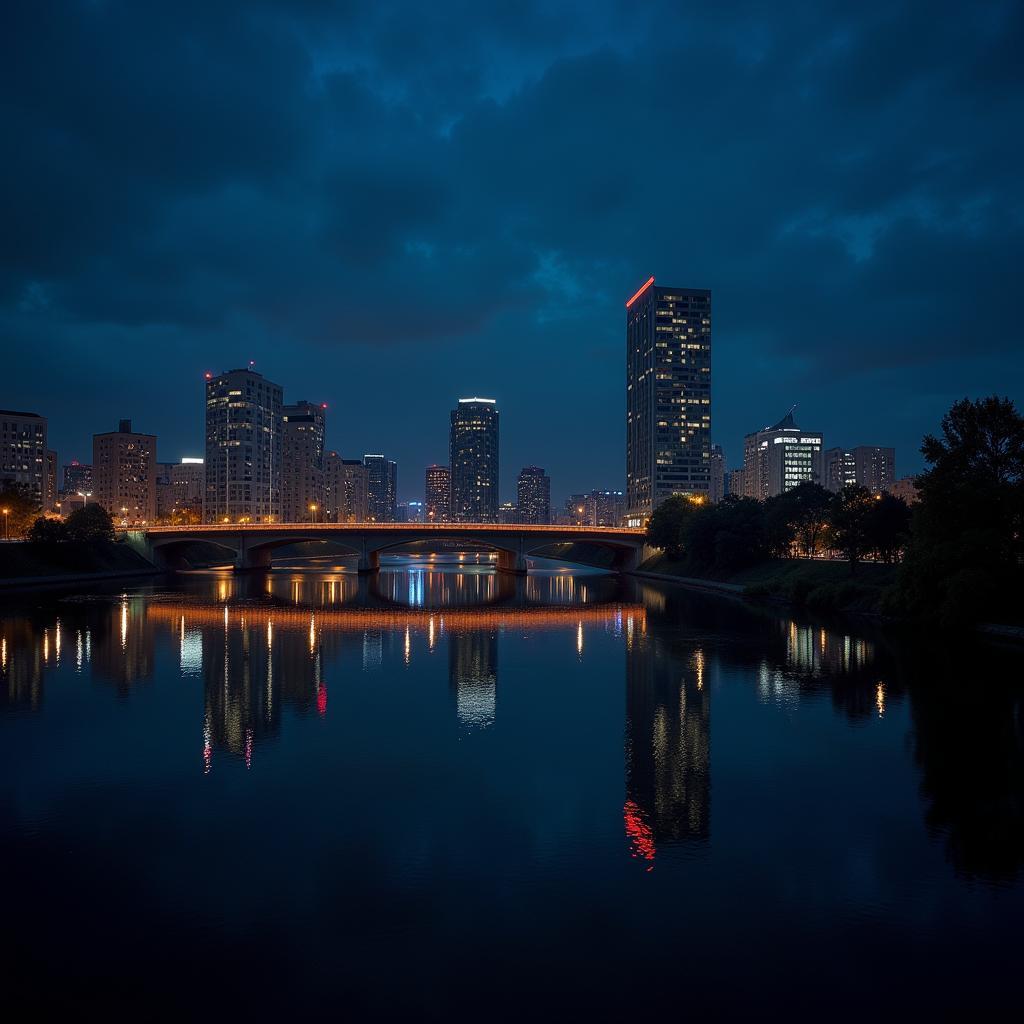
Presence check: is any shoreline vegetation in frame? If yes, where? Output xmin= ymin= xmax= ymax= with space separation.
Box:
xmin=642 ymin=396 xmax=1024 ymax=631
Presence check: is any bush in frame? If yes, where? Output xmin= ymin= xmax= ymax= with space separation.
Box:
xmin=27 ymin=517 xmax=69 ymax=546
xmin=65 ymin=504 xmax=115 ymax=543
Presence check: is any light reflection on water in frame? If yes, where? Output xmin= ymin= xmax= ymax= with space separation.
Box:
xmin=1 ymin=557 xmax=1024 ymax=1013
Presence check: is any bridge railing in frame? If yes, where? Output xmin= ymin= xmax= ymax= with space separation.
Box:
xmin=129 ymin=522 xmax=646 ymax=536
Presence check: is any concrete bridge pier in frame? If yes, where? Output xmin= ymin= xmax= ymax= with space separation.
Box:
xmin=237 ymin=534 xmax=272 ymax=571
xmin=357 ymin=539 xmax=380 ymax=575
xmin=496 ymin=538 xmax=528 ymax=576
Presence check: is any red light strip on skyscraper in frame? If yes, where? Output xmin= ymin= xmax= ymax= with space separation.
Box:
xmin=625 ymin=276 xmax=655 ymax=308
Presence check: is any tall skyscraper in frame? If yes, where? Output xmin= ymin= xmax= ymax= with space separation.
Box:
xmin=0 ymin=410 xmax=48 ymax=508
xmin=204 ymin=368 xmax=283 ymax=523
xmin=93 ymin=419 xmax=157 ymax=524
xmin=324 ymin=452 xmax=369 ymax=522
xmin=741 ymin=409 xmax=823 ymax=499
xmin=450 ymin=398 xmax=499 ymax=523
xmin=425 ymin=464 xmax=451 ymax=522
xmin=363 ymin=454 xmax=397 ymax=522
xmin=625 ymin=277 xmax=711 ymax=524
xmin=821 ymin=447 xmax=856 ymax=493
xmin=282 ymin=401 xmax=326 ymax=522
xmin=516 ymin=466 xmax=550 ymax=524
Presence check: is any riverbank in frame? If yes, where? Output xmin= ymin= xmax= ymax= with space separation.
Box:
xmin=0 ymin=540 xmax=160 ymax=588
xmin=634 ymin=555 xmax=900 ymax=615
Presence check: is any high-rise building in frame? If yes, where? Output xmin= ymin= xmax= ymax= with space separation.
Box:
xmin=450 ymin=398 xmax=499 ymax=522
xmin=625 ymin=278 xmax=711 ymax=524
xmin=725 ymin=466 xmax=745 ymax=498
xmin=405 ymin=500 xmax=425 ymax=523
xmin=62 ymin=459 xmax=92 ymax=498
xmin=890 ymin=476 xmax=919 ymax=504
xmin=156 ymin=458 xmax=205 ymax=520
xmin=93 ymin=419 xmax=157 ymax=524
xmin=821 ymin=447 xmax=857 ymax=493
xmin=589 ymin=489 xmax=626 ymax=526
xmin=821 ymin=445 xmax=896 ymax=494
xmin=425 ymin=465 xmax=451 ymax=523
xmin=741 ymin=409 xmax=823 ymax=500
xmin=204 ymin=368 xmax=283 ymax=523
xmin=363 ymin=454 xmax=397 ymax=522
xmin=0 ymin=410 xmax=48 ymax=508
xmin=324 ymin=452 xmax=369 ymax=522
xmin=853 ymin=446 xmax=896 ymax=493
xmin=516 ymin=466 xmax=550 ymax=524
xmin=709 ymin=444 xmax=725 ymax=504
xmin=566 ymin=494 xmax=589 ymax=525
xmin=498 ymin=501 xmax=518 ymax=524
xmin=282 ymin=401 xmax=326 ymax=522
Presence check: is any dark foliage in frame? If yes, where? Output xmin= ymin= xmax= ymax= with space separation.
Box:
xmin=65 ymin=504 xmax=115 ymax=544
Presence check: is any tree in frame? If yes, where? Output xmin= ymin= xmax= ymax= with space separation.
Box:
xmin=646 ymin=495 xmax=701 ymax=558
xmin=27 ymin=516 xmax=69 ymax=546
xmin=0 ymin=483 xmax=40 ymax=538
xmin=894 ymin=396 xmax=1024 ymax=625
xmin=65 ymin=503 xmax=115 ymax=543
xmin=771 ymin=481 xmax=833 ymax=557
xmin=865 ymin=493 xmax=911 ymax=563
xmin=830 ymin=485 xmax=875 ymax=571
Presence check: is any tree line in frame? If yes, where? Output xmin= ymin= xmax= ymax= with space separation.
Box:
xmin=647 ymin=396 xmax=1024 ymax=625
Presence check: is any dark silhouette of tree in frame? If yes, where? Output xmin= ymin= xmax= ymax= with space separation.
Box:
xmin=830 ymin=485 xmax=875 ymax=571
xmin=865 ymin=493 xmax=911 ymax=563
xmin=27 ymin=517 xmax=69 ymax=546
xmin=773 ymin=481 xmax=833 ymax=557
xmin=646 ymin=496 xmax=700 ymax=558
xmin=65 ymin=504 xmax=115 ymax=544
xmin=894 ymin=396 xmax=1024 ymax=625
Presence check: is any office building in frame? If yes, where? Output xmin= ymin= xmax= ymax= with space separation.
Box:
xmin=93 ymin=419 xmax=157 ymax=524
xmin=725 ymin=466 xmax=745 ymax=498
xmin=204 ymin=368 xmax=283 ymax=523
xmin=821 ymin=445 xmax=896 ymax=494
xmin=450 ymin=398 xmax=499 ymax=523
xmin=589 ymin=489 xmax=626 ymax=526
xmin=516 ymin=466 xmax=550 ymax=524
xmin=625 ymin=278 xmax=712 ymax=524
xmin=282 ymin=401 xmax=326 ymax=522
xmin=709 ymin=444 xmax=725 ymax=504
xmin=363 ymin=454 xmax=397 ymax=522
xmin=498 ymin=502 xmax=519 ymax=524
xmin=0 ymin=409 xmax=48 ymax=508
xmin=566 ymin=494 xmax=588 ymax=525
xmin=405 ymin=500 xmax=425 ymax=523
xmin=741 ymin=409 xmax=823 ymax=499
xmin=425 ymin=465 xmax=451 ymax=522
xmin=324 ymin=452 xmax=369 ymax=523
xmin=63 ymin=459 xmax=92 ymax=497
xmin=853 ymin=446 xmax=896 ymax=493
xmin=156 ymin=458 xmax=205 ymax=520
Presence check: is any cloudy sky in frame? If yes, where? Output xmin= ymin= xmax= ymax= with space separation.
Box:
xmin=3 ymin=0 xmax=1022 ymax=503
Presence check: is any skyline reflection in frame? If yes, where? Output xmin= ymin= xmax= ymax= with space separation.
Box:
xmin=2 ymin=563 xmax=1023 ymax=883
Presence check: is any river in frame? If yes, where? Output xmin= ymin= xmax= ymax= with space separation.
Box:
xmin=1 ymin=554 xmax=1022 ymax=1016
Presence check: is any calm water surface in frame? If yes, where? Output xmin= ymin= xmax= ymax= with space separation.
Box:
xmin=2 ymin=555 xmax=1023 ymax=1016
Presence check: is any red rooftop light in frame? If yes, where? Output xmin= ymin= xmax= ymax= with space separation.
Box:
xmin=626 ymin=276 xmax=655 ymax=308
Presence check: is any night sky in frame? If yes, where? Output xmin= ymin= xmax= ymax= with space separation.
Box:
xmin=4 ymin=1 xmax=1022 ymax=504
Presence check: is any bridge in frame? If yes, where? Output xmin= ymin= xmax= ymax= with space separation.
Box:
xmin=125 ymin=522 xmax=652 ymax=575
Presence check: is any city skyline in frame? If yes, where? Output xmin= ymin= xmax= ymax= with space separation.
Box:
xmin=6 ymin=4 xmax=1020 ymax=504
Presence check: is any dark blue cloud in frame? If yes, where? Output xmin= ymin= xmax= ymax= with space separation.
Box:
xmin=2 ymin=0 xmax=1022 ymax=498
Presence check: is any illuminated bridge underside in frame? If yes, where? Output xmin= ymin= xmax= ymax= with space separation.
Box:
xmin=128 ymin=523 xmax=653 ymax=575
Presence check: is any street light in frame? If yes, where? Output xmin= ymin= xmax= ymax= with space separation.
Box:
xmin=2 ymin=508 xmax=8 ymax=541
xmin=77 ymin=490 xmax=92 ymax=506
xmin=309 ymin=503 xmax=318 ymax=523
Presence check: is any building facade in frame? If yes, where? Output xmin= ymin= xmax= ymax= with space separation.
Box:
xmin=625 ymin=278 xmax=712 ymax=524
xmin=450 ymin=398 xmax=499 ymax=523
xmin=93 ymin=419 xmax=157 ymax=524
xmin=516 ymin=466 xmax=550 ymax=524
xmin=741 ymin=409 xmax=823 ymax=499
xmin=45 ymin=449 xmax=58 ymax=511
xmin=62 ymin=459 xmax=92 ymax=498
xmin=853 ymin=446 xmax=896 ymax=493
xmin=425 ymin=464 xmax=451 ymax=522
xmin=324 ymin=452 xmax=370 ymax=523
xmin=204 ymin=368 xmax=283 ymax=523
xmin=0 ymin=410 xmax=48 ymax=508
xmin=282 ymin=401 xmax=326 ymax=522
xmin=363 ymin=454 xmax=397 ymax=522
xmin=709 ymin=444 xmax=725 ymax=504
